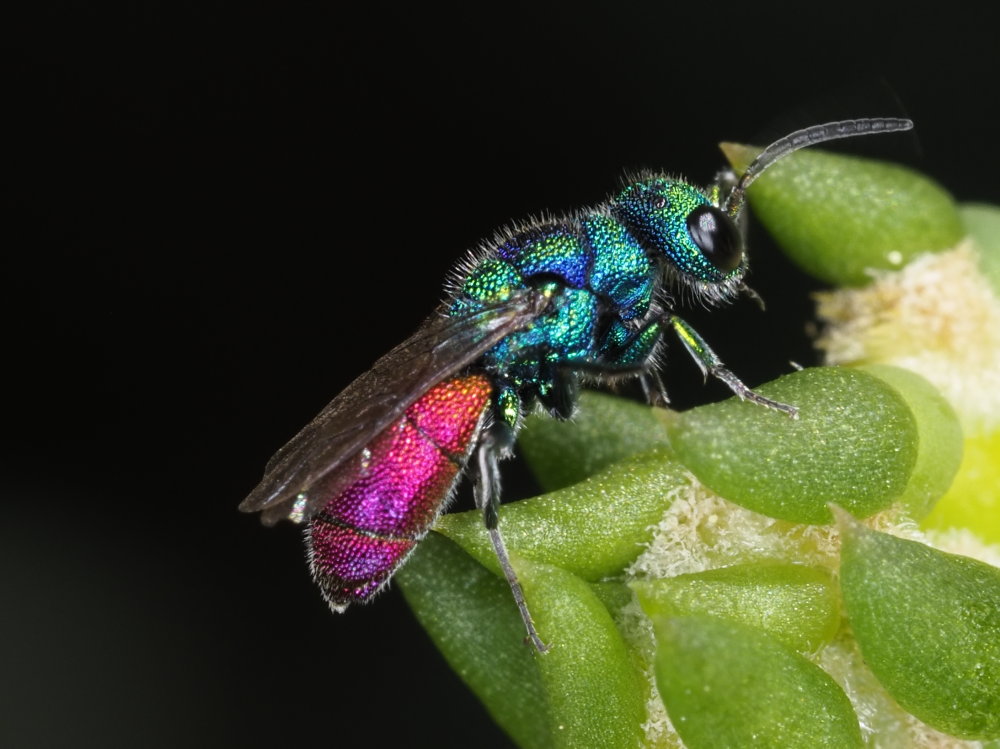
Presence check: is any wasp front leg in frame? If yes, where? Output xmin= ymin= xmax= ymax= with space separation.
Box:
xmin=669 ymin=315 xmax=799 ymax=418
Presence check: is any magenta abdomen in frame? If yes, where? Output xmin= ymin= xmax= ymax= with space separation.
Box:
xmin=307 ymin=374 xmax=491 ymax=609
xmin=307 ymin=526 xmax=416 ymax=605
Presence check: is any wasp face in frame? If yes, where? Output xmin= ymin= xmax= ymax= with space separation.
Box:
xmin=613 ymin=178 xmax=746 ymax=287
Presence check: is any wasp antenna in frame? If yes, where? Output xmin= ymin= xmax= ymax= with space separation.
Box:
xmin=724 ymin=117 xmax=914 ymax=217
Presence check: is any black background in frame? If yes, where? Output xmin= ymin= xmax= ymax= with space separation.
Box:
xmin=4 ymin=3 xmax=998 ymax=747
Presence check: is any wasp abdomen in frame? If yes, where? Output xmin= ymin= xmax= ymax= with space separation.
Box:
xmin=307 ymin=375 xmax=491 ymax=609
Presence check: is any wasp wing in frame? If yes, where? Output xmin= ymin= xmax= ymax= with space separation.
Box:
xmin=240 ymin=289 xmax=549 ymax=525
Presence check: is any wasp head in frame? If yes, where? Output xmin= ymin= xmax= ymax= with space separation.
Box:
xmin=612 ymin=178 xmax=746 ymax=300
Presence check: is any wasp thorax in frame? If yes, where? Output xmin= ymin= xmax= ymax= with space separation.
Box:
xmin=612 ymin=179 xmax=745 ymax=284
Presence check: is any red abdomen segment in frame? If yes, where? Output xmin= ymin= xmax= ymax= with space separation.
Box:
xmin=306 ymin=374 xmax=492 ymax=609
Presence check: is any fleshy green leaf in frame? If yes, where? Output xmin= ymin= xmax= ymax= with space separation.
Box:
xmin=515 ymin=557 xmax=646 ymax=749
xmin=837 ymin=509 xmax=1000 ymax=739
xmin=858 ymin=364 xmax=963 ymax=519
xmin=665 ymin=367 xmax=918 ymax=523
xmin=396 ymin=533 xmax=550 ymax=749
xmin=518 ymin=390 xmax=672 ymax=492
xmin=922 ymin=429 xmax=1000 ymax=542
xmin=587 ymin=580 xmax=636 ymax=615
xmin=961 ymin=202 xmax=1000 ymax=294
xmin=652 ymin=615 xmax=863 ymax=749
xmin=632 ymin=562 xmax=840 ymax=652
xmin=436 ymin=448 xmax=688 ymax=580
xmin=721 ymin=143 xmax=963 ymax=286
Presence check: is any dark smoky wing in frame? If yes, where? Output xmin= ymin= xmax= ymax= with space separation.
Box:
xmin=240 ymin=289 xmax=548 ymax=525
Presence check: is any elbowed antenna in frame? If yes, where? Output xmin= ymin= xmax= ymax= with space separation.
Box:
xmin=723 ymin=117 xmax=914 ymax=218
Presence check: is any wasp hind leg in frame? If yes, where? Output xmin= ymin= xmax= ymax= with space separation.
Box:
xmin=472 ymin=433 xmax=549 ymax=653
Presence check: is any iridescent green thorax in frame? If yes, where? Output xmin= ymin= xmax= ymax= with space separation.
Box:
xmin=453 ymin=258 xmax=522 ymax=309
xmin=448 ymin=211 xmax=650 ymax=405
xmin=582 ymin=214 xmax=654 ymax=321
xmin=445 ymin=171 xmax=754 ymax=417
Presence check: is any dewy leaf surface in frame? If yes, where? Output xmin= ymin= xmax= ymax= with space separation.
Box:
xmin=857 ymin=364 xmax=963 ymax=519
xmin=666 ymin=367 xmax=918 ymax=523
xmin=515 ymin=557 xmax=646 ymax=749
xmin=518 ymin=390 xmax=672 ymax=492
xmin=838 ymin=509 xmax=1000 ymax=739
xmin=653 ymin=614 xmax=863 ymax=749
xmin=632 ymin=562 xmax=840 ymax=652
xmin=961 ymin=202 xmax=1000 ymax=293
xmin=436 ymin=448 xmax=688 ymax=580
xmin=396 ymin=533 xmax=550 ymax=749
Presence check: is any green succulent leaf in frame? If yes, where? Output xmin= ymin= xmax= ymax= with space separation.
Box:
xmin=400 ymin=166 xmax=994 ymax=747
xmin=587 ymin=579 xmax=636 ymax=615
xmin=518 ymin=390 xmax=672 ymax=492
xmin=961 ymin=202 xmax=1000 ymax=293
xmin=856 ymin=364 xmax=963 ymax=519
xmin=652 ymin=614 xmax=863 ymax=749
xmin=515 ymin=557 xmax=647 ymax=749
xmin=435 ymin=448 xmax=688 ymax=580
xmin=721 ymin=143 xmax=963 ymax=286
xmin=837 ymin=508 xmax=1000 ymax=739
xmin=922 ymin=429 xmax=1000 ymax=542
xmin=665 ymin=367 xmax=918 ymax=523
xmin=632 ymin=562 xmax=840 ymax=652
xmin=396 ymin=533 xmax=550 ymax=749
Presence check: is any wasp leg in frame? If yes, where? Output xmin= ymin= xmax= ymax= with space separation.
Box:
xmin=639 ymin=369 xmax=670 ymax=408
xmin=669 ymin=314 xmax=799 ymax=418
xmin=537 ymin=363 xmax=579 ymax=420
xmin=597 ymin=317 xmax=670 ymax=407
xmin=473 ymin=439 xmax=549 ymax=653
xmin=476 ymin=429 xmax=505 ymax=530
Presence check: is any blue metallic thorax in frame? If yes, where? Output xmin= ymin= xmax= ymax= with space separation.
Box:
xmin=447 ymin=176 xmax=739 ymax=422
xmin=449 ymin=214 xmax=649 ymax=386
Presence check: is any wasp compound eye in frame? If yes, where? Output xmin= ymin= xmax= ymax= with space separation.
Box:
xmin=687 ymin=205 xmax=742 ymax=272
